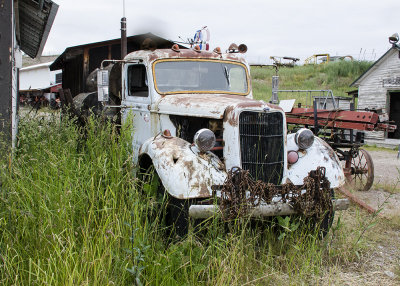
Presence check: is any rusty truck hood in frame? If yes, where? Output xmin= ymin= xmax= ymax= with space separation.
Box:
xmin=156 ymin=93 xmax=281 ymax=118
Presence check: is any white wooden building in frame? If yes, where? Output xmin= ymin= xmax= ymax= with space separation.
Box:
xmin=351 ymin=44 xmax=400 ymax=140
xmin=0 ymin=0 xmax=58 ymax=149
xmin=20 ymin=62 xmax=61 ymax=91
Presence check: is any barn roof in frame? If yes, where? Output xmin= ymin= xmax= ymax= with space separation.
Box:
xmin=16 ymin=0 xmax=59 ymax=58
xmin=350 ymin=45 xmax=400 ymax=87
xmin=20 ymin=61 xmax=53 ymax=71
xmin=50 ymin=33 xmax=186 ymax=71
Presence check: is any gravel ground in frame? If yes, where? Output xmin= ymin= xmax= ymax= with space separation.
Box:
xmin=368 ymin=150 xmax=400 ymax=186
xmin=339 ymin=148 xmax=400 ymax=286
xmin=353 ymin=149 xmax=400 ymax=218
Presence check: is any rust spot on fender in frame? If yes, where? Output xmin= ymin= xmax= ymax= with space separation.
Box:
xmin=199 ymin=183 xmax=210 ymax=197
xmin=223 ymin=105 xmax=238 ymax=126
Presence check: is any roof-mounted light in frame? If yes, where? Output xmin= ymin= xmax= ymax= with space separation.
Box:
xmin=238 ymin=44 xmax=248 ymax=53
xmin=213 ymin=47 xmax=222 ymax=55
xmin=193 ymin=45 xmax=201 ymax=53
xmin=171 ymin=44 xmax=180 ymax=52
xmin=227 ymin=43 xmax=247 ymax=53
xmin=228 ymin=43 xmax=238 ymax=53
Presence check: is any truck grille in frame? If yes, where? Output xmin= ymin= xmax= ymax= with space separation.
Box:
xmin=239 ymin=111 xmax=284 ymax=185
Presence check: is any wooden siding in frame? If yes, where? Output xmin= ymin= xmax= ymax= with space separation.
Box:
xmin=357 ymin=49 xmax=400 ymax=139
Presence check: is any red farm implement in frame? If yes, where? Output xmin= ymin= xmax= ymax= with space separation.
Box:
xmin=281 ymin=91 xmax=396 ymax=192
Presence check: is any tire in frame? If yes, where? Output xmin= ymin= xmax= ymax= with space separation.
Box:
xmin=165 ymin=195 xmax=190 ymax=238
xmin=137 ymin=161 xmax=190 ymax=239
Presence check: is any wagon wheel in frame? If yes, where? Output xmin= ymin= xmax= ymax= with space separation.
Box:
xmin=345 ymin=149 xmax=374 ymax=191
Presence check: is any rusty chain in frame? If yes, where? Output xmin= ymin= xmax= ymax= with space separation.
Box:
xmin=220 ymin=166 xmax=332 ymax=221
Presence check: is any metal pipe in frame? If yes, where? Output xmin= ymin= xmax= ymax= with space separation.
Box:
xmin=100 ymin=59 xmax=138 ymax=69
xmin=121 ymin=17 xmax=127 ymax=59
xmin=188 ymin=199 xmax=350 ymax=219
xmin=313 ymin=98 xmax=319 ymax=135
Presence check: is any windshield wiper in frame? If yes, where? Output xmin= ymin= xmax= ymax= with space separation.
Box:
xmin=223 ymin=65 xmax=230 ymax=86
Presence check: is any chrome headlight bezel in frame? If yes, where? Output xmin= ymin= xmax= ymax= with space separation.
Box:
xmin=193 ymin=128 xmax=216 ymax=153
xmin=295 ymin=128 xmax=314 ymax=150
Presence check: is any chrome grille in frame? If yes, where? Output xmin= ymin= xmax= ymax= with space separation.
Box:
xmin=239 ymin=111 xmax=284 ymax=184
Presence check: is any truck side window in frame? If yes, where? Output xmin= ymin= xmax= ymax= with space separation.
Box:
xmin=128 ymin=64 xmax=148 ymax=97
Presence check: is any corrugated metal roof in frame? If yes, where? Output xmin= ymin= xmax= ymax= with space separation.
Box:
xmin=17 ymin=0 xmax=59 ymax=58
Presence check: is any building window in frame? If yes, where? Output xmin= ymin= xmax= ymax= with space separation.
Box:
xmin=55 ymin=73 xmax=62 ymax=84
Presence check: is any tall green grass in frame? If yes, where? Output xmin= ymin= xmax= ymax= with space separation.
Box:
xmin=251 ymin=61 xmax=372 ymax=104
xmin=0 ymin=115 xmax=137 ymax=284
xmin=0 ymin=115 xmax=371 ymax=285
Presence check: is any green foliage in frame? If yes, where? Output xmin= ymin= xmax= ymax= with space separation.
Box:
xmin=277 ymin=216 xmax=300 ymax=241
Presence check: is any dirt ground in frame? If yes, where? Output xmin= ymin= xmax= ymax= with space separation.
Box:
xmin=334 ymin=148 xmax=400 ymax=285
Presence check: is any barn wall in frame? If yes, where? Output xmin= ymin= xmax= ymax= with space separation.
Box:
xmin=357 ymin=49 xmax=400 ymax=139
xmin=20 ymin=66 xmax=50 ymax=90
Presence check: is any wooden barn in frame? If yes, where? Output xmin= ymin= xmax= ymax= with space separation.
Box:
xmin=351 ymin=43 xmax=400 ymax=140
xmin=50 ymin=33 xmax=185 ymax=98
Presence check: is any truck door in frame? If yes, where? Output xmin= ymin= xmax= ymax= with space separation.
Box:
xmin=122 ymin=63 xmax=152 ymax=161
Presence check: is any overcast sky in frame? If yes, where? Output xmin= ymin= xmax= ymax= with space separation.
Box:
xmin=43 ymin=0 xmax=400 ymax=64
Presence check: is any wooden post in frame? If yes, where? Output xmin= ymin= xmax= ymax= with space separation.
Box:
xmin=0 ymin=0 xmax=13 ymax=153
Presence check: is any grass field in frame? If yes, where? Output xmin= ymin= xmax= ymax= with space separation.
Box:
xmin=251 ymin=60 xmax=372 ymax=104
xmin=2 ymin=61 xmax=397 ymax=285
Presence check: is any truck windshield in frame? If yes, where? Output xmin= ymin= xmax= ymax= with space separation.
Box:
xmin=153 ymin=60 xmax=249 ymax=95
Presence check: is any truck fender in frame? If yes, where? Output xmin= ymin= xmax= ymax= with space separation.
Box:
xmin=286 ymin=134 xmax=345 ymax=188
xmin=138 ymin=135 xmax=227 ymax=199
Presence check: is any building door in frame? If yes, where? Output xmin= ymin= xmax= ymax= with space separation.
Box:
xmin=389 ymin=91 xmax=400 ymax=139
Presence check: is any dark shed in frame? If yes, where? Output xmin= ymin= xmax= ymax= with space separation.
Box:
xmin=50 ymin=33 xmax=185 ymax=97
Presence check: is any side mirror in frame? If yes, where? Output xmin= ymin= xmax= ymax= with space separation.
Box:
xmin=97 ymin=69 xmax=109 ymax=102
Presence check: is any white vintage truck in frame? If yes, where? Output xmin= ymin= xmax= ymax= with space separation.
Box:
xmin=92 ymin=43 xmax=349 ymax=235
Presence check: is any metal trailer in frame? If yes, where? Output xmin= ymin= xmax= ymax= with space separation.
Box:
xmin=285 ymin=103 xmax=396 ymax=192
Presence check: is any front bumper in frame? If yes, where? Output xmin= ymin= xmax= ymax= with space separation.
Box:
xmin=189 ymin=199 xmax=349 ymax=219
xmin=191 ymin=166 xmax=349 ymax=220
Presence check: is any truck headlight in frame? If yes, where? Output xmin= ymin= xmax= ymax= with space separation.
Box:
xmin=194 ymin=128 xmax=216 ymax=152
xmin=295 ymin=128 xmax=314 ymax=150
